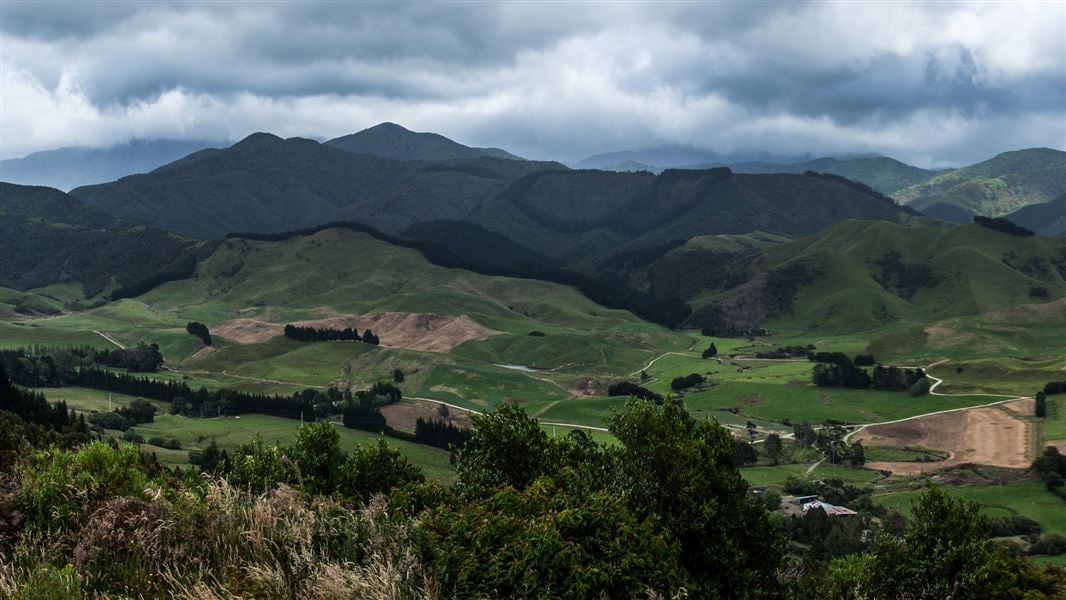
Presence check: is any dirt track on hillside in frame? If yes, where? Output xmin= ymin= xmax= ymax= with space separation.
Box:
xmin=211 ymin=312 xmax=500 ymax=352
xmin=855 ymin=405 xmax=1030 ymax=476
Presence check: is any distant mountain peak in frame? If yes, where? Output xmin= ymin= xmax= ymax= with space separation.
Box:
xmin=325 ymin=123 xmax=524 ymax=162
xmin=231 ymin=132 xmax=284 ymax=149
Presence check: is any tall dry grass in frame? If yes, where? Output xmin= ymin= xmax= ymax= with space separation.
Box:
xmin=1 ymin=477 xmax=434 ymax=599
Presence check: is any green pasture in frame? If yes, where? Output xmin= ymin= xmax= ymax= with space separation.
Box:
xmin=130 ymin=413 xmax=455 ymax=483
xmin=874 ymin=480 xmax=1066 ymax=536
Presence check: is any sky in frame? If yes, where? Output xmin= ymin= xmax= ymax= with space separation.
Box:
xmin=2 ymin=1 xmax=1064 ymax=167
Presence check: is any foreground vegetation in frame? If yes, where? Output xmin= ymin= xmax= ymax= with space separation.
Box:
xmin=2 ymin=361 xmax=1066 ymax=598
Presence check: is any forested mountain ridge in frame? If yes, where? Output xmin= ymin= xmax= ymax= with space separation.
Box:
xmin=465 ymin=168 xmax=926 ymax=269
xmin=0 ymin=183 xmax=208 ymax=298
xmin=326 ymin=122 xmax=524 ymax=161
xmin=69 ymin=132 xmax=564 ymax=239
xmin=895 ymin=148 xmax=1066 ymax=221
xmin=63 ymin=128 xmax=923 ymax=272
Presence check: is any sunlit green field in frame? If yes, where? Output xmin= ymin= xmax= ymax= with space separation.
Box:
xmin=129 ymin=413 xmax=456 ymax=483
xmin=875 ymin=479 xmax=1066 ymax=536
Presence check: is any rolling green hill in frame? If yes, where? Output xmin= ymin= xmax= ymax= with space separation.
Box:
xmin=1007 ymin=194 xmax=1066 ymax=237
xmin=686 ymin=220 xmax=1066 ymax=335
xmin=896 ymin=148 xmax=1066 ymax=220
xmin=326 ymin=122 xmax=523 ymax=161
xmin=0 ymin=183 xmax=207 ymax=299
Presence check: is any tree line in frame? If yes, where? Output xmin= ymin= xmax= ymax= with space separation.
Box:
xmin=0 ymin=344 xmax=164 ymax=388
xmin=283 ymin=324 xmax=380 ymax=345
xmin=813 ymin=359 xmax=926 ymax=392
xmin=974 ymin=215 xmax=1035 ymax=237
xmin=0 ymin=365 xmax=87 ymax=435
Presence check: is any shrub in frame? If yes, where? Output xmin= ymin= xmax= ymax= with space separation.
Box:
xmin=87 ymin=411 xmax=130 ymax=431
xmin=989 ymin=515 xmax=1042 ymax=537
xmin=606 ymin=381 xmax=663 ymax=403
xmin=18 ymin=441 xmax=149 ymax=529
xmin=339 ymin=437 xmax=423 ymax=503
xmin=670 ymin=373 xmax=704 ymax=391
xmin=1029 ymin=533 xmax=1066 ymax=555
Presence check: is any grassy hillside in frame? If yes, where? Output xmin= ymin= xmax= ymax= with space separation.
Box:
xmin=897 ymin=148 xmax=1066 ymax=220
xmin=5 ymin=227 xmax=687 ymax=406
xmin=0 ymin=183 xmax=207 ymax=298
xmin=687 ymin=220 xmax=1066 ymax=335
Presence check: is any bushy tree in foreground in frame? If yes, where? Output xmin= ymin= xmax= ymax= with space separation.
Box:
xmin=609 ymin=400 xmax=784 ymax=597
xmin=820 ymin=485 xmax=1063 ymax=599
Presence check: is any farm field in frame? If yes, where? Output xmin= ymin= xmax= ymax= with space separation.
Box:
xmin=874 ymin=479 xmax=1066 ymax=567
xmin=128 ymin=413 xmax=457 ymax=483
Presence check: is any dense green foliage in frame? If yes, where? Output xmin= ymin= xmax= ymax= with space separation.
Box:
xmin=184 ymin=321 xmax=211 ymax=346
xmin=817 ymin=486 xmax=1063 ymax=598
xmin=606 ymin=380 xmax=664 ymax=402
xmin=283 ymin=324 xmax=379 ymax=344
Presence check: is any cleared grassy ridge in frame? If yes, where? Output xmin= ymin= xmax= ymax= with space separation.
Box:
xmin=700 ymin=221 xmax=1066 ymax=337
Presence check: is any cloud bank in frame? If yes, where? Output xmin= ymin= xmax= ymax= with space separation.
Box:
xmin=2 ymin=1 xmax=1064 ymax=166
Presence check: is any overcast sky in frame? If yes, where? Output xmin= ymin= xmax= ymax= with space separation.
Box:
xmin=2 ymin=1 xmax=1064 ymax=167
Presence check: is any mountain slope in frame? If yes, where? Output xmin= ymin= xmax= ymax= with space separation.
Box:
xmin=467 ymin=168 xmax=925 ymax=268
xmin=0 ymin=183 xmax=206 ymax=298
xmin=722 ymin=156 xmax=937 ymax=195
xmin=686 ymin=220 xmax=1066 ymax=334
xmin=1006 ymin=194 xmax=1066 ymax=237
xmin=0 ymin=139 xmax=219 ymax=191
xmin=134 ymin=227 xmax=685 ymax=371
xmin=71 ymin=133 xmax=562 ymax=239
xmin=71 ymin=134 xmax=425 ymax=238
xmin=896 ymin=148 xmax=1066 ymax=220
xmin=326 ymin=122 xmax=523 ymax=161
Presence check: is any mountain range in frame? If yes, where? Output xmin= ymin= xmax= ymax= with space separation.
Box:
xmin=0 ymin=139 xmax=221 ymax=191
xmin=3 ymin=122 xmax=1065 ymax=334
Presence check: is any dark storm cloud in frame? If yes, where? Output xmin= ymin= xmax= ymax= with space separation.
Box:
xmin=2 ymin=1 xmax=1064 ymax=166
